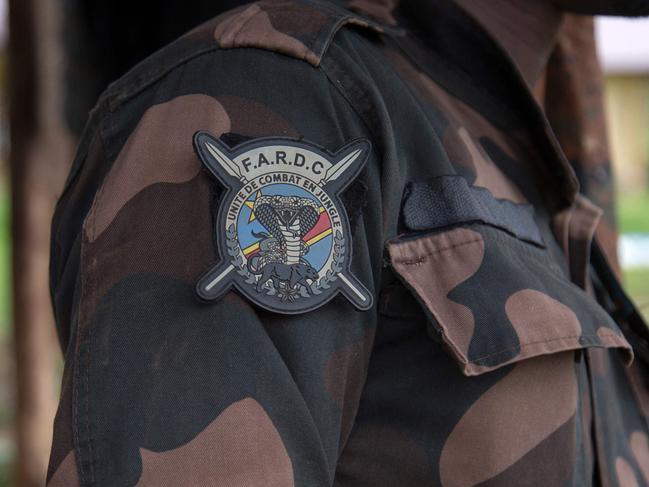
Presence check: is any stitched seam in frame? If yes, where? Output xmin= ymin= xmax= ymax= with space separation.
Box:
xmin=84 ymin=180 xmax=97 ymax=486
xmin=75 ymin=137 xmax=105 ymax=486
xmin=74 ymin=236 xmax=92 ymax=485
xmin=72 ymin=324 xmax=83 ymax=483
xmin=393 ymin=238 xmax=483 ymax=265
xmin=231 ymin=7 xmax=259 ymax=46
xmin=73 ymin=125 xmax=110 ymax=486
xmin=316 ymin=16 xmax=385 ymax=65
xmin=86 ymin=240 xmax=95 ymax=486
xmin=393 ymin=224 xmax=564 ymax=274
xmin=470 ymin=333 xmax=629 ymax=364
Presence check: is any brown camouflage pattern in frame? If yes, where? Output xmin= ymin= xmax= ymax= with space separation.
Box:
xmin=136 ymin=398 xmax=294 ymax=486
xmin=48 ymin=0 xmax=649 ymax=485
xmin=388 ymin=225 xmax=632 ymax=376
xmin=212 ymin=0 xmax=387 ymax=67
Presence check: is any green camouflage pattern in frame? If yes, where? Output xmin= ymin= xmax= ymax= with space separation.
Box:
xmin=47 ymin=0 xmax=649 ymax=485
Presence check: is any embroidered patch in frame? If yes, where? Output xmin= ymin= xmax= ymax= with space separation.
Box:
xmin=194 ymin=132 xmax=373 ymax=314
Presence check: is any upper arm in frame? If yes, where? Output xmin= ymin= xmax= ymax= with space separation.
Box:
xmin=48 ymin=47 xmax=383 ymax=486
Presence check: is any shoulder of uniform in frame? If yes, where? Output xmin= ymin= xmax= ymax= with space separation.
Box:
xmin=209 ymin=0 xmax=398 ymax=66
xmin=99 ymin=0 xmax=401 ymax=111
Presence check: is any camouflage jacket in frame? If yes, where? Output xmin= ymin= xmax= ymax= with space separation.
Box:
xmin=47 ymin=0 xmax=649 ymax=485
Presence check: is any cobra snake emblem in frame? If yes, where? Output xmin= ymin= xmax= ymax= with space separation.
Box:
xmin=246 ymin=195 xmax=321 ymax=300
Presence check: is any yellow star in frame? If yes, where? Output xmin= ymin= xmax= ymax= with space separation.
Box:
xmin=245 ymin=191 xmax=262 ymax=223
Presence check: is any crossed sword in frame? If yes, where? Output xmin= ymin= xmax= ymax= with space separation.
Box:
xmin=202 ymin=142 xmax=369 ymax=305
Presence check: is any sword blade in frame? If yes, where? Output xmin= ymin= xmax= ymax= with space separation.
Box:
xmin=338 ymin=271 xmax=369 ymax=304
xmin=206 ymin=141 xmax=247 ymax=182
xmin=204 ymin=264 xmax=235 ymax=291
xmin=320 ymin=148 xmax=362 ymax=186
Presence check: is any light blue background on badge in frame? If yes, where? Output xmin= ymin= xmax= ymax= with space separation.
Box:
xmin=236 ymin=183 xmax=333 ymax=272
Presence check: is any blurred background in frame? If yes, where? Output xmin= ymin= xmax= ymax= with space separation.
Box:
xmin=0 ymin=1 xmax=646 ymax=486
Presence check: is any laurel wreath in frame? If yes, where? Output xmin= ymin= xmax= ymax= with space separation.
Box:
xmin=299 ymin=231 xmax=344 ymax=298
xmin=225 ymin=223 xmax=344 ymax=300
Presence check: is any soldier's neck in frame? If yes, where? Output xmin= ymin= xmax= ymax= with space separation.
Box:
xmin=453 ymin=0 xmax=564 ymax=91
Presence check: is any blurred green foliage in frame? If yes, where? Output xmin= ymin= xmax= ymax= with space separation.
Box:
xmin=618 ymin=191 xmax=649 ymax=234
xmin=617 ymin=191 xmax=649 ymax=321
xmin=624 ymin=267 xmax=649 ymax=322
xmin=0 ymin=466 xmax=10 ymax=487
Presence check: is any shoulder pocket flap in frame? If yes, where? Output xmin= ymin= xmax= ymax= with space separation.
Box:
xmin=387 ymin=224 xmax=633 ymax=376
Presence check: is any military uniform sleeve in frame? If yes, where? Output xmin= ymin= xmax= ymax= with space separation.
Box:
xmin=46 ymin=41 xmax=384 ymax=486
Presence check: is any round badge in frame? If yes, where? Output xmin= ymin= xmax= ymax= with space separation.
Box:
xmin=194 ymin=131 xmax=373 ymax=314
